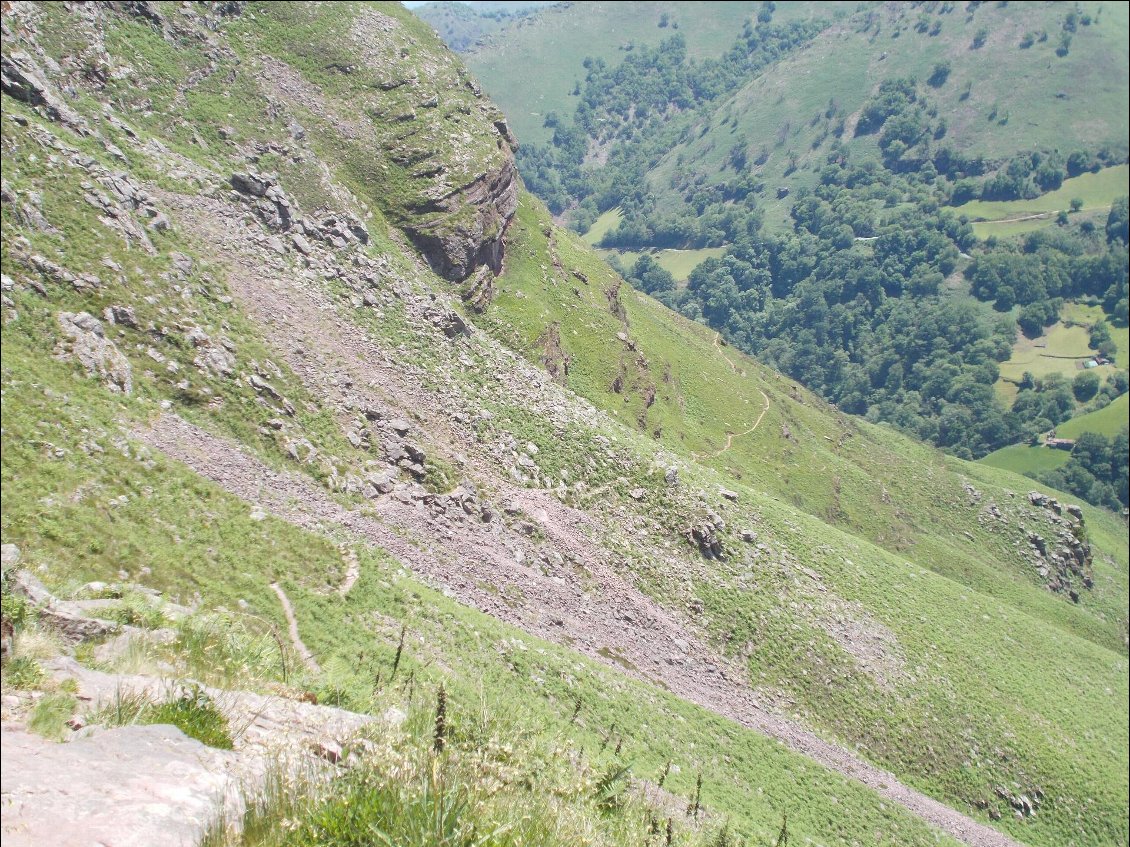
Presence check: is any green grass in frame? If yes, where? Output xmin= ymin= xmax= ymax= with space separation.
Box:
xmin=979 ymin=443 xmax=1072 ymax=475
xmin=2 ymin=656 xmax=47 ymax=690
xmin=956 ymin=164 xmax=1130 ymax=238
xmin=90 ymin=687 xmax=234 ymax=749
xmin=997 ymin=322 xmax=1103 ymax=395
xmin=28 ymin=693 xmax=79 ymax=742
xmin=581 ymin=206 xmax=623 ymax=245
xmin=956 ymin=164 xmax=1129 ymax=220
xmin=597 ymin=245 xmax=728 ymax=283
xmin=207 ymin=717 xmax=702 ymax=847
xmin=1057 ymin=392 xmax=1130 ymax=438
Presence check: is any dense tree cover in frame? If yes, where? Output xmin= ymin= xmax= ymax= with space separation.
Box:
xmin=1039 ymin=429 xmax=1130 ymax=511
xmin=656 ymin=158 xmax=1129 ymax=461
xmin=624 ymin=253 xmax=676 ymax=295
xmin=652 ymin=204 xmax=1027 ymax=458
xmin=966 ymin=211 xmax=1130 ymax=325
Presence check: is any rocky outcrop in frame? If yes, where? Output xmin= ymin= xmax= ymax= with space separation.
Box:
xmin=1023 ymin=492 xmax=1093 ymax=601
xmin=55 ymin=311 xmax=133 ymax=394
xmin=0 ymin=50 xmax=89 ymax=134
xmin=460 ymin=265 xmax=496 ymax=312
xmin=405 ymin=156 xmax=519 ymax=282
xmin=685 ymin=512 xmax=726 ymax=559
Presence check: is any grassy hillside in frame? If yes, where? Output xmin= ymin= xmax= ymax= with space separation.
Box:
xmin=650 ymin=1 xmax=1129 ymax=231
xmin=980 ymin=443 xmax=1072 ymax=475
xmin=466 ymin=1 xmax=836 ymax=147
xmin=2 ymin=3 xmax=1128 ymax=846
xmin=483 ymin=193 xmax=1130 ymax=847
xmin=2 ymin=340 xmax=959 ymax=847
xmin=1058 ymin=391 xmax=1130 ymax=438
xmin=480 ymin=0 xmax=1127 ymax=477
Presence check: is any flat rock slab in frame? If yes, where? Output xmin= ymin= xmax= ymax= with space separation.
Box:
xmin=44 ymin=657 xmax=375 ymax=755
xmin=0 ymin=723 xmax=240 ymax=847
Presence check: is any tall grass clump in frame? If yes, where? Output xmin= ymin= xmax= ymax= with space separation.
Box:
xmin=89 ymin=684 xmax=234 ymax=749
xmin=202 ymin=685 xmax=725 ymax=847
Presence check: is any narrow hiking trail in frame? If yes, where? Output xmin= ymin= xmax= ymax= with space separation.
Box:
xmin=700 ymin=333 xmax=772 ymax=458
xmin=270 ymin=582 xmax=321 ymax=674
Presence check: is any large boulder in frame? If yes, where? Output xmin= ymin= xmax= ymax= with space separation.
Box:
xmin=55 ymin=312 xmax=133 ymax=394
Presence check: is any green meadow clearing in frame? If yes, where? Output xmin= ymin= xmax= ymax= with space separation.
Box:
xmin=956 ymin=164 xmax=1129 ymax=238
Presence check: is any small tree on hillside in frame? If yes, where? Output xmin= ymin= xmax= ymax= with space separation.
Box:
xmin=1073 ymin=370 xmax=1101 ymax=402
xmin=928 ymin=60 xmax=952 ymax=87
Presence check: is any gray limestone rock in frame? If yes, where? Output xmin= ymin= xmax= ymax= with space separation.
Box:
xmin=0 ymin=723 xmax=242 ymax=847
xmin=55 ymin=311 xmax=133 ymax=394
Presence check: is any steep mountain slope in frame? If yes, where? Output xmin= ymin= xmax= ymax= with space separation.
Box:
xmin=455 ymin=0 xmax=1129 ymax=498
xmin=1 ymin=3 xmax=1127 ymax=847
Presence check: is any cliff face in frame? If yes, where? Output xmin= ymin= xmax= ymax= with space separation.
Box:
xmin=338 ymin=3 xmax=521 ymax=282
xmin=405 ymin=154 xmax=519 ymax=280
